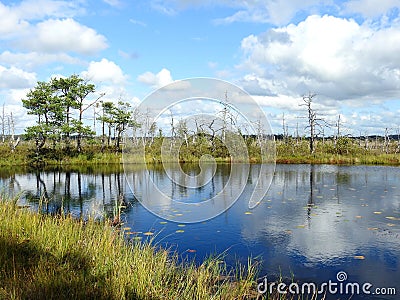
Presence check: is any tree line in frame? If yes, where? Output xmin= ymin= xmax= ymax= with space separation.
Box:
xmin=1 ymin=75 xmax=399 ymax=165
xmin=21 ymin=75 xmax=139 ymax=158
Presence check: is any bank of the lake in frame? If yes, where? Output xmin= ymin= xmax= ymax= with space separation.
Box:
xmin=0 ymin=197 xmax=261 ymax=300
xmin=1 ymin=142 xmax=400 ymax=167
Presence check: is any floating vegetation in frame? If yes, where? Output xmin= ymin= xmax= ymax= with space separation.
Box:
xmin=373 ymin=212 xmax=383 ymax=215
xmin=368 ymin=227 xmax=379 ymax=231
xmin=354 ymin=255 xmax=365 ymax=260
xmin=177 ymin=224 xmax=186 ymax=227
xmin=175 ymin=213 xmax=183 ymax=216
xmin=355 ymin=215 xmax=363 ymax=219
xmin=160 ymin=221 xmax=168 ymax=224
xmin=386 ymin=216 xmax=400 ymax=221
xmin=296 ymin=225 xmax=306 ymax=229
xmin=143 ymin=231 xmax=154 ymax=236
xmin=387 ymin=223 xmax=396 ymax=227
xmin=244 ymin=211 xmax=252 ymax=215
xmin=176 ymin=230 xmax=185 ymax=233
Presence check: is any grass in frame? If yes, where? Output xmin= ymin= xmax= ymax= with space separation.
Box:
xmin=1 ymin=139 xmax=400 ymax=167
xmin=0 ymin=196 xmax=265 ymax=299
xmin=0 ymin=195 xmax=330 ymax=300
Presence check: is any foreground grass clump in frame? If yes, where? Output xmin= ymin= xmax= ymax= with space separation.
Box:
xmin=0 ymin=197 xmax=260 ymax=300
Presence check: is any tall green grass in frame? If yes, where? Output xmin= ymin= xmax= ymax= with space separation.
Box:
xmin=0 ymin=196 xmax=263 ymax=299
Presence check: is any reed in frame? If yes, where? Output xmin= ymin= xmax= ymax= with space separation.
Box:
xmin=0 ymin=196 xmax=260 ymax=299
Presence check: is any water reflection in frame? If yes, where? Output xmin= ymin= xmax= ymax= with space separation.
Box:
xmin=0 ymin=164 xmax=399 ymax=299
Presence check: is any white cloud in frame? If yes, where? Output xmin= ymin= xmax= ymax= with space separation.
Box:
xmin=0 ymin=65 xmax=37 ymax=89
xmin=0 ymin=2 xmax=28 ymax=37
xmin=129 ymin=18 xmax=147 ymax=27
xmin=103 ymin=0 xmax=122 ymax=7
xmin=18 ymin=18 xmax=107 ymax=55
xmin=238 ymin=15 xmax=400 ymax=101
xmin=0 ymin=0 xmax=82 ymax=37
xmin=0 ymin=51 xmax=82 ymax=70
xmin=343 ymin=0 xmax=400 ymax=18
xmin=137 ymin=68 xmax=174 ymax=89
xmin=215 ymin=0 xmax=324 ymax=25
xmin=81 ymin=58 xmax=127 ymax=85
xmin=151 ymin=1 xmax=177 ymax=16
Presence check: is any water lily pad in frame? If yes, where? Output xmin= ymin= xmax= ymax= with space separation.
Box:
xmin=160 ymin=221 xmax=168 ymax=224
xmin=177 ymin=224 xmax=186 ymax=227
xmin=354 ymin=255 xmax=365 ymax=260
xmin=244 ymin=211 xmax=253 ymax=215
xmin=373 ymin=212 xmax=383 ymax=215
xmin=176 ymin=230 xmax=185 ymax=233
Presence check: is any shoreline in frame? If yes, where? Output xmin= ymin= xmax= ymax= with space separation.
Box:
xmin=0 ymin=198 xmax=262 ymax=299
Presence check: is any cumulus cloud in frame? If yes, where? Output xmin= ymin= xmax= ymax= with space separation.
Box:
xmin=0 ymin=51 xmax=82 ymax=70
xmin=18 ymin=18 xmax=107 ymax=55
xmin=238 ymin=15 xmax=400 ymax=101
xmin=0 ymin=65 xmax=37 ymax=89
xmin=137 ymin=68 xmax=174 ymax=89
xmin=0 ymin=0 xmax=82 ymax=37
xmin=81 ymin=58 xmax=127 ymax=85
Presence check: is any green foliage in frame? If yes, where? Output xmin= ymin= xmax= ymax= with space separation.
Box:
xmin=98 ymin=101 xmax=140 ymax=152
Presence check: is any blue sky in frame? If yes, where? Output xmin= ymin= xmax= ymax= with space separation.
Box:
xmin=1 ymin=0 xmax=400 ymax=136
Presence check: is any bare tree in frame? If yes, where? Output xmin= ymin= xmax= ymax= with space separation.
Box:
xmin=282 ymin=113 xmax=288 ymax=143
xmin=1 ymin=103 xmax=5 ymax=143
xmin=300 ymin=93 xmax=322 ymax=154
xmin=7 ymin=112 xmax=20 ymax=152
xmin=396 ymin=127 xmax=400 ymax=153
xmin=383 ymin=127 xmax=390 ymax=154
xmin=334 ymin=114 xmax=343 ymax=148
xmin=364 ymin=131 xmax=369 ymax=151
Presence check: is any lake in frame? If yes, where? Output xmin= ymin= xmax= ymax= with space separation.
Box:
xmin=1 ymin=163 xmax=399 ymax=299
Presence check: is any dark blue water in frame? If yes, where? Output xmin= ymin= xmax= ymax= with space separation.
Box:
xmin=1 ymin=164 xmax=399 ymax=299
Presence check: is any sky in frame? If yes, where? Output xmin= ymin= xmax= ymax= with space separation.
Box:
xmin=1 ymin=0 xmax=400 ymax=136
